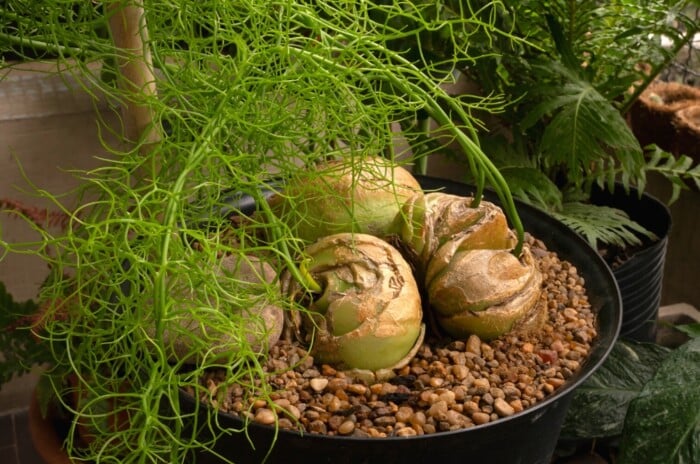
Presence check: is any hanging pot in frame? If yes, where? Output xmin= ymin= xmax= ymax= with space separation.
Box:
xmin=589 ymin=184 xmax=671 ymax=342
xmin=673 ymin=105 xmax=700 ymax=160
xmin=629 ymin=81 xmax=700 ymax=153
xmin=180 ymin=176 xmax=621 ymax=464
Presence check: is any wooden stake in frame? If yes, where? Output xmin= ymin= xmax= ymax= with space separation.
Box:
xmin=107 ymin=1 xmax=161 ymax=148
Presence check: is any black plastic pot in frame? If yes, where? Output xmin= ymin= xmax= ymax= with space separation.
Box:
xmin=180 ymin=176 xmax=622 ymax=464
xmin=590 ymin=184 xmax=671 ymax=342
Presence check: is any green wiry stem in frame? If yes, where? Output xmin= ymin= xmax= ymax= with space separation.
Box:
xmin=287 ymin=34 xmax=525 ymax=255
xmin=0 ymin=31 xmax=86 ymax=58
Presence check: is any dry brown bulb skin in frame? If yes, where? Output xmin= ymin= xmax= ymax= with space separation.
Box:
xmin=402 ymin=192 xmax=546 ymax=340
xmin=283 ymin=233 xmax=424 ymax=378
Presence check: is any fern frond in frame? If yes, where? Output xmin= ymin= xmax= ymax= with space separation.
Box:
xmin=644 ymin=146 xmax=700 ymax=204
xmin=499 ymin=166 xmax=563 ymax=212
xmin=553 ymin=202 xmax=656 ymax=250
xmin=522 ymin=63 xmax=644 ymax=188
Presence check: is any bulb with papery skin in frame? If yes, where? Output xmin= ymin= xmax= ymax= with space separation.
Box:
xmin=428 ymin=247 xmax=545 ymax=339
xmin=401 ymin=192 xmax=545 ymax=340
xmin=158 ymin=254 xmax=284 ymax=363
xmin=269 ymin=156 xmax=422 ymax=243
xmin=284 ymin=233 xmax=423 ymax=372
xmin=401 ymin=192 xmax=516 ymax=273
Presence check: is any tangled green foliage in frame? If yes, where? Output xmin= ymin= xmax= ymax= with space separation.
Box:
xmin=1 ymin=1 xmax=521 ymax=462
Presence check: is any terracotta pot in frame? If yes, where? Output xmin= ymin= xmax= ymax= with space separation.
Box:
xmin=629 ymin=81 xmax=700 ymax=152
xmin=28 ymin=387 xmax=72 ymax=464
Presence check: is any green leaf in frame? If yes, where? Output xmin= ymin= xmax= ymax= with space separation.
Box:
xmin=0 ymin=282 xmax=45 ymax=386
xmin=553 ymin=201 xmax=656 ymax=249
xmin=518 ymin=61 xmax=645 ymax=185
xmin=498 ymin=166 xmax=563 ymax=211
xmin=560 ymin=340 xmax=671 ymax=439
xmin=544 ymin=13 xmax=579 ymax=71
xmin=676 ymin=323 xmax=700 ymax=339
xmin=618 ymin=337 xmax=700 ymax=464
xmin=644 ymin=146 xmax=700 ymax=205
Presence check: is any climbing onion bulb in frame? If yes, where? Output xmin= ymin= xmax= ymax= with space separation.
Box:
xmin=429 ymin=247 xmax=546 ymax=340
xmin=156 ymin=254 xmax=285 ymax=363
xmin=401 ymin=192 xmax=545 ymax=340
xmin=269 ymin=156 xmax=423 ymax=243
xmin=401 ymin=192 xmax=516 ymax=276
xmin=284 ymin=233 xmax=423 ymax=372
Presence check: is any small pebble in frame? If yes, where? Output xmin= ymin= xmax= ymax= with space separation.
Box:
xmin=310 ymin=378 xmax=329 ymax=392
xmin=396 ymin=426 xmax=418 ymax=437
xmin=338 ymin=420 xmax=355 ymax=435
xmin=494 ymin=398 xmax=515 ymax=417
xmin=466 ymin=335 xmax=482 ymax=356
xmin=254 ymin=408 xmax=276 ymax=425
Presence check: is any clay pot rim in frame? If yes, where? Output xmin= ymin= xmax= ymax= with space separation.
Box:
xmin=28 ymin=386 xmax=73 ymax=464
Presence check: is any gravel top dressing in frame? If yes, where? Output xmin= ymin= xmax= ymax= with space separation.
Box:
xmin=193 ymin=234 xmax=597 ymax=438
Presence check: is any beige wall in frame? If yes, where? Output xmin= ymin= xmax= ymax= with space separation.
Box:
xmin=0 ymin=63 xmax=118 ymax=410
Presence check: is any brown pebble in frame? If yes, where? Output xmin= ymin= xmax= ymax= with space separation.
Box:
xmin=287 ymin=404 xmax=301 ymax=420
xmin=437 ymin=390 xmax=456 ymax=405
xmin=254 ymin=408 xmax=276 ymax=425
xmin=427 ymin=401 xmax=448 ymax=421
xmin=494 ymin=398 xmax=515 ymax=417
xmin=410 ymin=410 xmax=426 ymax=427
xmin=472 ymin=378 xmax=490 ymax=394
xmin=309 ymin=419 xmax=327 ymax=434
xmin=510 ymin=399 xmax=524 ymax=413
xmin=396 ymin=426 xmax=418 ymax=437
xmin=445 ymin=409 xmax=466 ymax=426
xmin=466 ymin=335 xmax=482 ymax=356
xmin=347 ymin=384 xmax=368 ymax=396
xmin=429 ymin=377 xmax=444 ymax=388
xmin=374 ymin=416 xmax=397 ymax=427
xmin=395 ymin=406 xmax=413 ymax=423
xmin=452 ymin=365 xmax=469 ymax=380
xmin=472 ymin=412 xmax=491 ymax=425
xmin=463 ymin=401 xmax=479 ymax=415
xmin=338 ymin=420 xmax=355 ymax=435
xmin=328 ymin=378 xmax=348 ymax=391
xmin=310 ymin=378 xmax=329 ymax=392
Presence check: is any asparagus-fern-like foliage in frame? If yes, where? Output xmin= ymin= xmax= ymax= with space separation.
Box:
xmin=0 ymin=1 xmax=519 ymax=462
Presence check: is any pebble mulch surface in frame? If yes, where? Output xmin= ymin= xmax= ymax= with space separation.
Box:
xmin=195 ymin=235 xmax=598 ymax=438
